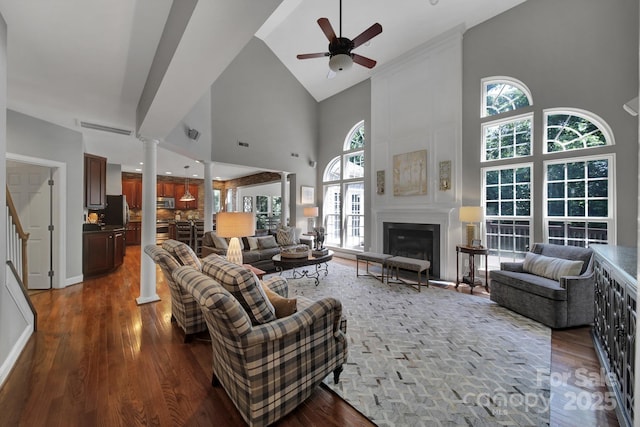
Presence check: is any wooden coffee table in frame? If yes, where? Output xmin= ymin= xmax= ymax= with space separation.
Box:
xmin=272 ymin=250 xmax=334 ymax=286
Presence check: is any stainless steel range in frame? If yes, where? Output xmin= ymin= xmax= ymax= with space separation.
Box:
xmin=156 ymin=220 xmax=170 ymax=245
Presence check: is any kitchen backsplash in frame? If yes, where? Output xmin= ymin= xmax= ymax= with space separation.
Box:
xmin=129 ymin=208 xmax=201 ymax=221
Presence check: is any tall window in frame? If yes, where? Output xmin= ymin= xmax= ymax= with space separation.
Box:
xmin=322 ymin=121 xmax=365 ymax=250
xmin=480 ymin=77 xmax=616 ymax=262
xmin=481 ymin=77 xmax=534 ymax=266
xmin=483 ymin=164 xmax=533 ymax=265
xmin=544 ymin=156 xmax=613 ymax=246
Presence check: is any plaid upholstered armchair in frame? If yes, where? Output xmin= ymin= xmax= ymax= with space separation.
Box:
xmin=172 ymin=259 xmax=348 ymax=427
xmin=144 ymin=243 xmax=207 ymax=341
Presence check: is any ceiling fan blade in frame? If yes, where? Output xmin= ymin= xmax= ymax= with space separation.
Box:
xmin=317 ymin=18 xmax=337 ymax=42
xmin=351 ymin=23 xmax=383 ymax=48
xmin=297 ymin=52 xmax=330 ymax=60
xmin=352 ymin=54 xmax=377 ymax=69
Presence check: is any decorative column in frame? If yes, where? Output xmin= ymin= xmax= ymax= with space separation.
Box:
xmin=281 ymin=172 xmax=288 ymax=226
xmin=137 ymin=137 xmax=161 ymax=305
xmin=203 ymin=161 xmax=214 ymax=231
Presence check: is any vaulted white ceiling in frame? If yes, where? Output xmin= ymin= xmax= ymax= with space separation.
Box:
xmin=0 ymin=0 xmax=526 ymax=178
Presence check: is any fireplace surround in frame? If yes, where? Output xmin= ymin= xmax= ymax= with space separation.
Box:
xmin=383 ymin=222 xmax=440 ymax=278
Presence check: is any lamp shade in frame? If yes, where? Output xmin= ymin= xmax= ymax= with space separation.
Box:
xmin=303 ymin=207 xmax=319 ymax=217
xmin=329 ymin=53 xmax=353 ymax=72
xmin=216 ymin=212 xmax=255 ymax=238
xmin=459 ymin=206 xmax=484 ymax=223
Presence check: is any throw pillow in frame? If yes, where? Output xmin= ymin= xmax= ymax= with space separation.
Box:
xmin=246 ymin=236 xmax=259 ymax=251
xmin=276 ymin=227 xmax=298 ymax=246
xmin=261 ymin=283 xmax=297 ymax=318
xmin=201 ymin=256 xmax=276 ymax=324
xmin=211 ymin=233 xmax=228 ymax=250
xmin=257 ymin=235 xmax=278 ymax=249
xmin=523 ymin=252 xmax=584 ymax=281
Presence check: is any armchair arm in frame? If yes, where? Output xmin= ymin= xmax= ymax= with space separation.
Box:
xmin=242 ymin=297 xmax=343 ymax=346
xmin=500 ymin=262 xmax=525 ymax=272
xmin=262 ymin=276 xmax=288 ymax=297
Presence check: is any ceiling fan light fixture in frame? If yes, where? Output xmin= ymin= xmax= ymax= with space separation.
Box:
xmin=329 ymin=53 xmax=353 ymax=72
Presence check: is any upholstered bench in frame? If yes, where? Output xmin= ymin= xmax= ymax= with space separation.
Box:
xmin=356 ymin=252 xmax=392 ymax=282
xmin=386 ymin=256 xmax=430 ymax=292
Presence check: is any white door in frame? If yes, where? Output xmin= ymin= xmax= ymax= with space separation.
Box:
xmin=7 ymin=162 xmax=52 ymax=289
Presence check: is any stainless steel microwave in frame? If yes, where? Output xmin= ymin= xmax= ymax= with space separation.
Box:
xmin=156 ymin=197 xmax=175 ymax=209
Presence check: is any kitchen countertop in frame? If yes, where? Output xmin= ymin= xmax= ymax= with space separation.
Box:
xmin=83 ymin=224 xmax=126 ymax=233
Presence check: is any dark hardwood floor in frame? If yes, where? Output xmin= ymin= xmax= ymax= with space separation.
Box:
xmin=0 ymin=248 xmax=619 ymax=426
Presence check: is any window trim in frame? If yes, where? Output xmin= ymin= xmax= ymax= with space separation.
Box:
xmin=543 ymin=107 xmax=615 ymax=154
xmin=481 ymin=76 xmax=533 ymax=118
xmin=481 ymin=112 xmax=534 ymax=163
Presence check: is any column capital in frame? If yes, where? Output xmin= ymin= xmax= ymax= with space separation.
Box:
xmin=137 ymin=135 xmax=160 ymax=145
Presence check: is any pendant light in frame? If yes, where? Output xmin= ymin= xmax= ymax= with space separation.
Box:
xmin=179 ymin=165 xmax=196 ymax=202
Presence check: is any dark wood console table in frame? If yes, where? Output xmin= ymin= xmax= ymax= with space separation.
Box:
xmin=455 ymin=245 xmax=489 ymax=294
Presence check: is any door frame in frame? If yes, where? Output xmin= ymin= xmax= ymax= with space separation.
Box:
xmin=6 ymin=153 xmax=66 ymax=289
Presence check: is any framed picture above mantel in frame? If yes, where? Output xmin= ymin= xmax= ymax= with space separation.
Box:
xmin=393 ymin=149 xmax=428 ymax=196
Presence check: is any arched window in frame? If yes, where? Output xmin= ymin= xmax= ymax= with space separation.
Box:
xmin=482 ymin=77 xmax=532 ymax=117
xmin=544 ymin=108 xmax=614 ymax=153
xmin=322 ymin=121 xmax=365 ymax=250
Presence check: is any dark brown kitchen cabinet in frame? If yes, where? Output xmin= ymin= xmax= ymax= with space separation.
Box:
xmin=122 ymin=178 xmax=142 ymax=209
xmin=84 ymin=153 xmax=107 ymax=209
xmin=83 ymin=228 xmax=126 ymax=277
xmin=126 ymin=221 xmax=142 ymax=246
xmin=157 ymin=181 xmax=175 ymax=197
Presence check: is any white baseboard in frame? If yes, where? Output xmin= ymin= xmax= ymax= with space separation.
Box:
xmin=64 ymin=275 xmax=83 ymax=287
xmin=0 ymin=324 xmax=33 ymax=388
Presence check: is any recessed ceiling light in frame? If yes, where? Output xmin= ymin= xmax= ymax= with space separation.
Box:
xmin=135 ymin=168 xmax=142 ymax=172
xmin=192 ymin=174 xmax=198 ymax=177
xmin=165 ymin=171 xmax=172 ymax=175
xmin=139 ymin=162 xmax=144 ymax=165
xmin=215 ymin=177 xmax=221 ymax=180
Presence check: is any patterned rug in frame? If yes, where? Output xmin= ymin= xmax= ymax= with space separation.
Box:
xmin=268 ymin=262 xmax=551 ymax=426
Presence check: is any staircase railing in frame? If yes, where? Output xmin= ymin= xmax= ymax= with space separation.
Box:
xmin=6 ymin=185 xmax=30 ymax=288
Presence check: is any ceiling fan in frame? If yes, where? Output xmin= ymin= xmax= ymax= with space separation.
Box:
xmin=296 ymin=0 xmax=382 ymax=73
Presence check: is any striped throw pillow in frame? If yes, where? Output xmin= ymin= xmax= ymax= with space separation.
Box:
xmin=523 ymin=252 xmax=583 ymax=281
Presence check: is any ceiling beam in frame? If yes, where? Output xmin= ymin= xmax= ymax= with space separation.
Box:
xmin=136 ymin=0 xmax=283 ymax=139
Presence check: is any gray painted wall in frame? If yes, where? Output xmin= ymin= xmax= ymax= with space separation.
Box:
xmin=7 ymin=109 xmax=84 ymax=280
xmin=210 ymin=37 xmax=317 ymax=180
xmin=318 ymin=80 xmax=371 ymax=250
xmin=462 ymin=0 xmax=638 ymax=246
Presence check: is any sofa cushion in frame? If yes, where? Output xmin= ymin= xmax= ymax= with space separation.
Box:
xmin=242 ymin=250 xmax=261 ymax=264
xmin=490 ymin=270 xmax=567 ymax=301
xmin=256 ymin=246 xmax=282 ymax=261
xmin=261 ymin=283 xmax=296 ymax=318
xmin=201 ymin=256 xmax=276 ymax=325
xmin=246 ymin=236 xmax=259 ymax=251
xmin=257 ymin=235 xmax=278 ymax=249
xmin=523 ymin=252 xmax=583 ymax=281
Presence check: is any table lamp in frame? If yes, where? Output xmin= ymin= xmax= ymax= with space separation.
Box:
xmin=303 ymin=206 xmax=319 ymax=233
xmin=216 ymin=212 xmax=255 ymax=265
xmin=459 ymin=206 xmax=484 ymax=247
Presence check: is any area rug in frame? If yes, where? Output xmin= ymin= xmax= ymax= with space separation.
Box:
xmin=268 ymin=262 xmax=551 ymax=426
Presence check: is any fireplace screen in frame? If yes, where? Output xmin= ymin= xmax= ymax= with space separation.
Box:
xmin=383 ymin=222 xmax=440 ymax=278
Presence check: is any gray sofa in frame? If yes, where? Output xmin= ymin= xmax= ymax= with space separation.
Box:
xmin=200 ymin=229 xmax=310 ymax=271
xmin=489 ymin=243 xmax=595 ymax=328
